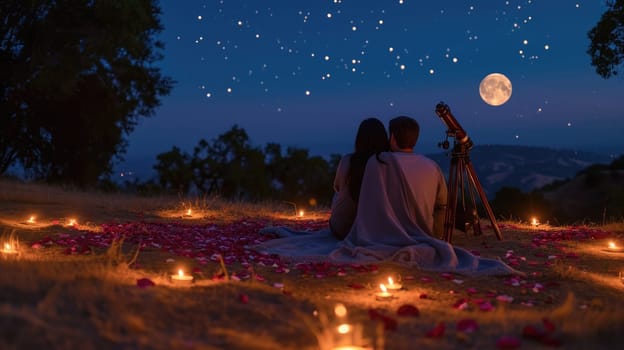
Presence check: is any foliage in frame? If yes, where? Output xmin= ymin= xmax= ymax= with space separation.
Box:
xmin=0 ymin=0 xmax=173 ymax=186
xmin=154 ymin=146 xmax=193 ymax=194
xmin=149 ymin=125 xmax=339 ymax=207
xmin=491 ymin=187 xmax=555 ymax=222
xmin=191 ymin=125 xmax=271 ymax=200
xmin=587 ymin=0 xmax=624 ymax=78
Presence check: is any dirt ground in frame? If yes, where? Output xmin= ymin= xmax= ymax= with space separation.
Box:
xmin=1 ymin=179 xmax=623 ymax=350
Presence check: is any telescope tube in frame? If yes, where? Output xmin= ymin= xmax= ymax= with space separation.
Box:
xmin=435 ymin=102 xmax=470 ymax=146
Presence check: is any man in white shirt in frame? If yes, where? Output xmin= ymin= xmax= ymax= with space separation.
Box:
xmin=386 ymin=116 xmax=448 ymax=238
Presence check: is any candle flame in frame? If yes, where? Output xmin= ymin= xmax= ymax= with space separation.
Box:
xmin=608 ymin=241 xmax=617 ymax=249
xmin=298 ymin=210 xmax=304 ymax=217
xmin=4 ymin=243 xmax=11 ymax=251
xmin=379 ymin=284 xmax=387 ymax=293
xmin=27 ymin=216 xmax=36 ymax=224
xmin=186 ymin=209 xmax=192 ymax=216
xmin=334 ymin=303 xmax=347 ymax=317
xmin=68 ymin=219 xmax=77 ymax=226
xmin=178 ymin=269 xmax=184 ymax=277
xmin=531 ymin=217 xmax=539 ymax=226
xmin=388 ymin=277 xmax=394 ymax=286
xmin=337 ymin=323 xmax=351 ymax=334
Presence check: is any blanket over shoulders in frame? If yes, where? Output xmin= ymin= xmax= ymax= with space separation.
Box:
xmin=252 ymin=153 xmax=522 ymax=277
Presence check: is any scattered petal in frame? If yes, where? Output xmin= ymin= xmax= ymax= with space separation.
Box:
xmin=426 ymin=322 xmax=445 ymax=338
xmin=348 ymin=283 xmax=365 ymax=289
xmin=397 ymin=304 xmax=419 ymax=317
xmin=239 ymin=294 xmax=249 ymax=304
xmin=497 ymin=335 xmax=521 ymax=349
xmin=456 ymin=319 xmax=479 ymax=333
xmin=368 ymin=308 xmax=398 ymax=331
xmin=136 ymin=278 xmax=155 ymax=288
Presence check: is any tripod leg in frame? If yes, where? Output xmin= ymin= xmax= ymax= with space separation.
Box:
xmin=444 ymin=158 xmax=460 ymax=243
xmin=464 ymin=181 xmax=482 ymax=236
xmin=464 ymin=161 xmax=503 ymax=240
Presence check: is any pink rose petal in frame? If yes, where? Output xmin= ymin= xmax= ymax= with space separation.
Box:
xmin=136 ymin=278 xmax=155 ymax=288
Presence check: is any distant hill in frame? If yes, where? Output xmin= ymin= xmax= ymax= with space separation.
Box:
xmin=541 ymin=167 xmax=624 ymax=223
xmin=426 ymin=144 xmax=613 ymax=198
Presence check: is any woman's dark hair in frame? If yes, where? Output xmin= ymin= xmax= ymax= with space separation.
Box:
xmin=347 ymin=118 xmax=390 ymax=202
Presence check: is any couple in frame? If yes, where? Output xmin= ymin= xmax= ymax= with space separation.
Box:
xmin=329 ymin=116 xmax=447 ymax=241
xmin=253 ymin=116 xmax=522 ymax=276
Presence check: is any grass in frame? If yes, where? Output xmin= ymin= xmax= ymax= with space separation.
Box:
xmin=1 ymin=178 xmax=623 ymax=349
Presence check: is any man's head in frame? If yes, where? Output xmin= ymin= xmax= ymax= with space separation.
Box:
xmin=389 ymin=116 xmax=420 ymax=152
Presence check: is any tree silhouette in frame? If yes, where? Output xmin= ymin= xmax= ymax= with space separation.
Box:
xmin=0 ymin=0 xmax=173 ymax=185
xmin=191 ymin=125 xmax=270 ymax=199
xmin=154 ymin=146 xmax=193 ymax=194
xmin=588 ymin=0 xmax=624 ymax=78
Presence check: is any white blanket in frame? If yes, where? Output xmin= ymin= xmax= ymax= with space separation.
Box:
xmin=252 ymin=153 xmax=522 ymax=277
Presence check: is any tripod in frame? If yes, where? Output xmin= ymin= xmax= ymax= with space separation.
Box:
xmin=435 ymin=102 xmax=502 ymax=243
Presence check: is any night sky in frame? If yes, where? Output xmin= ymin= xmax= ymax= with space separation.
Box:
xmin=123 ymin=0 xmax=623 ymax=167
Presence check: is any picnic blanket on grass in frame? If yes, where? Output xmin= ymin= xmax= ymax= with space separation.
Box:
xmin=252 ymin=153 xmax=522 ymax=277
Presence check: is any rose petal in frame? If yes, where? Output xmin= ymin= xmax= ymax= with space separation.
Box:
xmin=396 ymin=304 xmax=419 ymax=317
xmin=496 ymin=335 xmax=521 ymax=349
xmin=136 ymin=278 xmax=155 ymax=288
xmin=425 ymin=322 xmax=445 ymax=338
xmin=523 ymin=325 xmax=546 ymax=340
xmin=456 ymin=319 xmax=479 ymax=333
xmin=542 ymin=318 xmax=556 ymax=333
xmin=239 ymin=294 xmax=249 ymax=304
xmin=348 ymin=283 xmax=365 ymax=289
xmin=368 ymin=308 xmax=397 ymax=331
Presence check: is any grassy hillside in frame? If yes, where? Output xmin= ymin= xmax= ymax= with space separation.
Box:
xmin=1 ymin=178 xmax=623 ymax=349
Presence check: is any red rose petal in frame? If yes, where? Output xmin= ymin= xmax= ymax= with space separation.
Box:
xmin=348 ymin=283 xmax=365 ymax=289
xmin=522 ymin=325 xmax=546 ymax=340
xmin=239 ymin=294 xmax=249 ymax=304
xmin=136 ymin=278 xmax=155 ymax=288
xmin=396 ymin=304 xmax=419 ymax=317
xmin=425 ymin=322 xmax=445 ymax=338
xmin=542 ymin=318 xmax=556 ymax=333
xmin=456 ymin=319 xmax=479 ymax=333
xmin=496 ymin=335 xmax=521 ymax=349
xmin=368 ymin=309 xmax=398 ymax=331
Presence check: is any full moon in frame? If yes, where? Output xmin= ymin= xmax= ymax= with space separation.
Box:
xmin=479 ymin=73 xmax=512 ymax=106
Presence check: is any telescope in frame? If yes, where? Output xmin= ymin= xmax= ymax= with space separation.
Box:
xmin=435 ymin=102 xmax=473 ymax=150
xmin=434 ymin=101 xmax=502 ymax=242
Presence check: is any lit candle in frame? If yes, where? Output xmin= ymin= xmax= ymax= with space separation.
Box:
xmin=171 ymin=269 xmax=194 ymax=284
xmin=185 ymin=208 xmax=193 ymax=217
xmin=298 ymin=210 xmax=305 ymax=217
xmin=385 ymin=277 xmax=403 ymax=291
xmin=1 ymin=242 xmax=18 ymax=255
xmin=605 ymin=241 xmax=623 ymax=253
xmin=531 ymin=217 xmax=539 ymax=227
xmin=67 ymin=218 xmax=77 ymax=227
xmin=337 ymin=323 xmax=351 ymax=335
xmin=375 ymin=284 xmax=393 ymax=301
xmin=27 ymin=215 xmax=36 ymax=224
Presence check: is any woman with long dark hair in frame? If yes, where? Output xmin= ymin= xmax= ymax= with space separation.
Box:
xmin=329 ymin=118 xmax=390 ymax=239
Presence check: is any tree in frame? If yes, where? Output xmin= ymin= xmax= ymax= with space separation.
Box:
xmin=191 ymin=125 xmax=270 ymax=199
xmin=490 ymin=186 xmax=554 ymax=222
xmin=266 ymin=146 xmax=334 ymax=206
xmin=588 ymin=0 xmax=624 ymax=78
xmin=154 ymin=146 xmax=193 ymax=194
xmin=0 ymin=0 xmax=173 ymax=185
